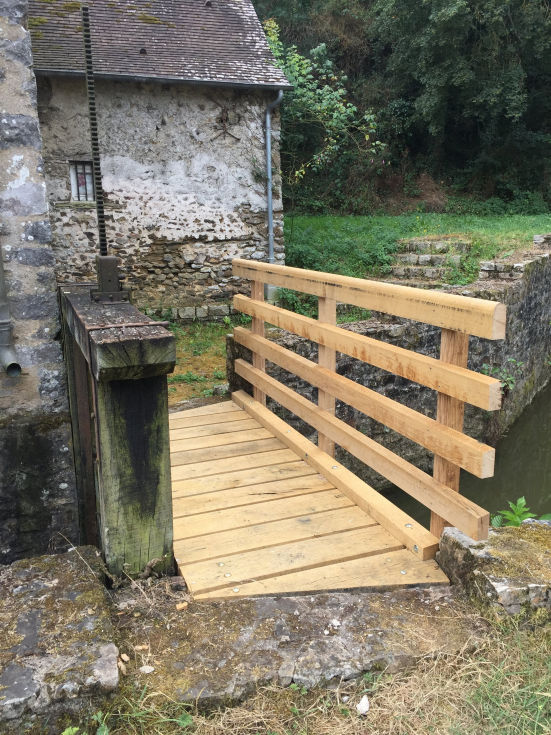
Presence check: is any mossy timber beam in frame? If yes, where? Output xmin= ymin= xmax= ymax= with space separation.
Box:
xmin=232 ymin=259 xmax=507 ymax=541
xmin=60 ymin=285 xmax=175 ymax=576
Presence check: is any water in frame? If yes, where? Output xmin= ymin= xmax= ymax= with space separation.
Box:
xmin=388 ymin=380 xmax=551 ymax=526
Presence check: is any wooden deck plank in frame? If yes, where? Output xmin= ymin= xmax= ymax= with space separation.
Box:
xmin=170 ymin=427 xmax=272 ymax=453
xmin=169 ymin=410 xmax=248 ymax=429
xmin=169 ymin=397 xmax=450 ymax=600
xmin=178 ymin=474 xmax=334 ymax=513
xmin=181 ymin=526 xmax=404 ymax=595
xmin=172 ymin=460 xmax=318 ymax=497
xmin=171 ymin=437 xmax=286 ymax=467
xmin=194 ymin=548 xmax=449 ymax=599
xmin=176 ymin=475 xmax=334 ymax=515
xmin=233 ymin=390 xmax=440 ymax=560
xmin=173 ymin=488 xmax=353 ymax=537
xmin=171 ymin=448 xmax=299 ymax=482
xmin=169 ymin=401 xmax=235 ymax=420
xmin=170 ymin=418 xmax=262 ymax=441
xmin=174 ymin=506 xmax=377 ymax=564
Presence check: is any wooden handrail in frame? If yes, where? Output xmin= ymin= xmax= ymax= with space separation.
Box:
xmin=234 ymin=295 xmax=502 ymax=411
xmin=233 ymin=259 xmax=506 ymax=339
xmin=232 ymin=259 xmax=507 ymax=541
xmin=232 ymin=335 xmax=494 ymax=477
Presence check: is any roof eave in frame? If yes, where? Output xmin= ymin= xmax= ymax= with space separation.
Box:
xmin=34 ymin=68 xmax=293 ymax=91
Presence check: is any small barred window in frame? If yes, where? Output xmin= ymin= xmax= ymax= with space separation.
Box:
xmin=69 ymin=160 xmax=95 ymax=201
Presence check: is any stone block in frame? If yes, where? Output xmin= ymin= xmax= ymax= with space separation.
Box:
xmin=195 ymin=307 xmax=208 ymax=319
xmin=479 ymin=261 xmax=495 ymax=271
xmin=208 ymin=303 xmax=229 ymax=317
xmin=0 ymin=547 xmax=118 ymax=729
xmin=418 ymin=254 xmax=432 ymax=265
xmin=177 ymin=307 xmax=195 ymax=320
xmin=0 ymin=115 xmax=41 ymax=150
xmin=437 ymin=522 xmax=551 ymax=617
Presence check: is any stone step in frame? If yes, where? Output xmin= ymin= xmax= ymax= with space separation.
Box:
xmin=389 ymin=264 xmax=450 ymax=280
xmin=478 ymin=260 xmax=536 ymax=280
xmin=397 ymin=238 xmax=471 ymax=255
xmin=395 ymin=253 xmax=461 ymax=267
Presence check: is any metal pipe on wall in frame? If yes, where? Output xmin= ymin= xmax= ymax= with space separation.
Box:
xmin=265 ymin=90 xmax=283 ymax=301
xmin=0 ymin=254 xmax=21 ymax=377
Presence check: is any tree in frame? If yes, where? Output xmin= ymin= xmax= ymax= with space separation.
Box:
xmin=370 ymin=0 xmax=551 ymax=197
xmin=265 ymin=19 xmax=385 ymax=208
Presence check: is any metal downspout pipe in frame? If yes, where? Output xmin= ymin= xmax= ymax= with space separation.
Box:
xmin=265 ymin=89 xmax=283 ymax=301
xmin=0 ymin=254 xmax=21 ymax=377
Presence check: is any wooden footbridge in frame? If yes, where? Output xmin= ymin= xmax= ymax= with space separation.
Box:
xmin=169 ymin=260 xmax=506 ymax=600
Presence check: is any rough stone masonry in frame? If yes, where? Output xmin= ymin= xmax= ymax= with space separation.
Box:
xmin=0 ymin=0 xmax=78 ymax=564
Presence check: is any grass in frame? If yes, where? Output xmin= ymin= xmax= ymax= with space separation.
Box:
xmin=285 ymin=213 xmax=551 ymax=281
xmin=165 ymin=316 xmax=250 ymax=404
xmin=58 ymin=618 xmax=551 ymax=735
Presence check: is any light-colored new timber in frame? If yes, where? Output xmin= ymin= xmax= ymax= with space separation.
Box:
xmin=171 ymin=448 xmax=298 ymax=482
xmin=232 ymin=374 xmax=489 ymax=539
xmin=173 ymin=488 xmax=353 ymax=537
xmin=235 ymin=354 xmax=494 ymax=478
xmin=233 ymin=390 xmax=440 ymax=559
xmin=172 ymin=460 xmax=318 ymax=498
xmin=179 ymin=475 xmax=334 ymax=516
xmin=232 ymin=259 xmax=506 ymax=339
xmin=174 ymin=506 xmax=377 ymax=564
xmin=169 ymin=401 xmax=236 ymax=420
xmin=170 ymin=437 xmax=285 ymax=467
xmin=431 ymin=329 xmax=470 ymax=537
xmin=170 ymin=418 xmax=262 ymax=441
xmin=251 ymin=280 xmax=267 ymax=405
xmin=170 ymin=427 xmax=273 ymax=454
xmin=317 ymin=295 xmax=337 ymax=455
xmin=233 ymin=301 xmax=501 ymax=411
xmin=195 ymin=548 xmax=449 ymax=599
xmin=181 ymin=525 xmax=404 ymax=595
xmin=169 ymin=409 xmax=248 ymax=429
xmin=170 ymin=398 xmax=449 ymax=598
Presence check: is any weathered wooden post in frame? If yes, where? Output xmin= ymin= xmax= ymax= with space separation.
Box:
xmin=61 ymin=285 xmax=175 ymax=576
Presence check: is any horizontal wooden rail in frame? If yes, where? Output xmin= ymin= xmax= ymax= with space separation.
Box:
xmin=232 ymin=389 xmax=440 ymax=559
xmin=233 ymin=333 xmax=494 ymax=478
xmin=234 ymin=296 xmax=502 ymax=411
xmin=233 ymin=259 xmax=506 ymax=340
xmin=232 ymin=368 xmax=489 ymax=540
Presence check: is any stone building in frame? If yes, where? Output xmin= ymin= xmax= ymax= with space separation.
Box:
xmin=0 ymin=0 xmax=78 ymax=564
xmin=29 ymin=0 xmax=290 ymax=318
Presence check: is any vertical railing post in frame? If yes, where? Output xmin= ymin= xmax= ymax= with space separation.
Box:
xmin=251 ymin=280 xmax=266 ymax=406
xmin=317 ymin=296 xmax=337 ymax=456
xmin=431 ymin=328 xmax=470 ymax=537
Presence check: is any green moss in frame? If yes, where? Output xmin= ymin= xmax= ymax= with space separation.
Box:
xmin=483 ymin=526 xmax=551 ymax=582
xmin=61 ymin=1 xmax=81 ymax=11
xmin=28 ymin=16 xmax=48 ymax=26
xmin=138 ymin=12 xmax=162 ymax=23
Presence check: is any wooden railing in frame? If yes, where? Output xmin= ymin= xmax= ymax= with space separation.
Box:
xmin=231 ymin=258 xmax=506 ymax=546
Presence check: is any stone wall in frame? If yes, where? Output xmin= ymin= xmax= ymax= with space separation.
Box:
xmin=36 ymin=76 xmax=284 ymax=315
xmin=0 ymin=0 xmax=78 ymax=564
xmin=228 ymin=247 xmax=551 ymax=490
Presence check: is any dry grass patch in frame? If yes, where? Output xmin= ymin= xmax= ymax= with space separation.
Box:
xmin=63 ymin=615 xmax=550 ymax=735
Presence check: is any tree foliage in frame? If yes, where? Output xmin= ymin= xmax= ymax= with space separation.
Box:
xmin=255 ymin=0 xmax=551 ymax=211
xmin=265 ymin=19 xmax=384 ymax=201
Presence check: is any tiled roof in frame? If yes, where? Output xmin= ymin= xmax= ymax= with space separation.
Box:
xmin=29 ymin=0 xmax=290 ymax=89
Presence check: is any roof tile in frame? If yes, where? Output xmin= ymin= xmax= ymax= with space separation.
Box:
xmin=29 ymin=0 xmax=290 ymax=89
